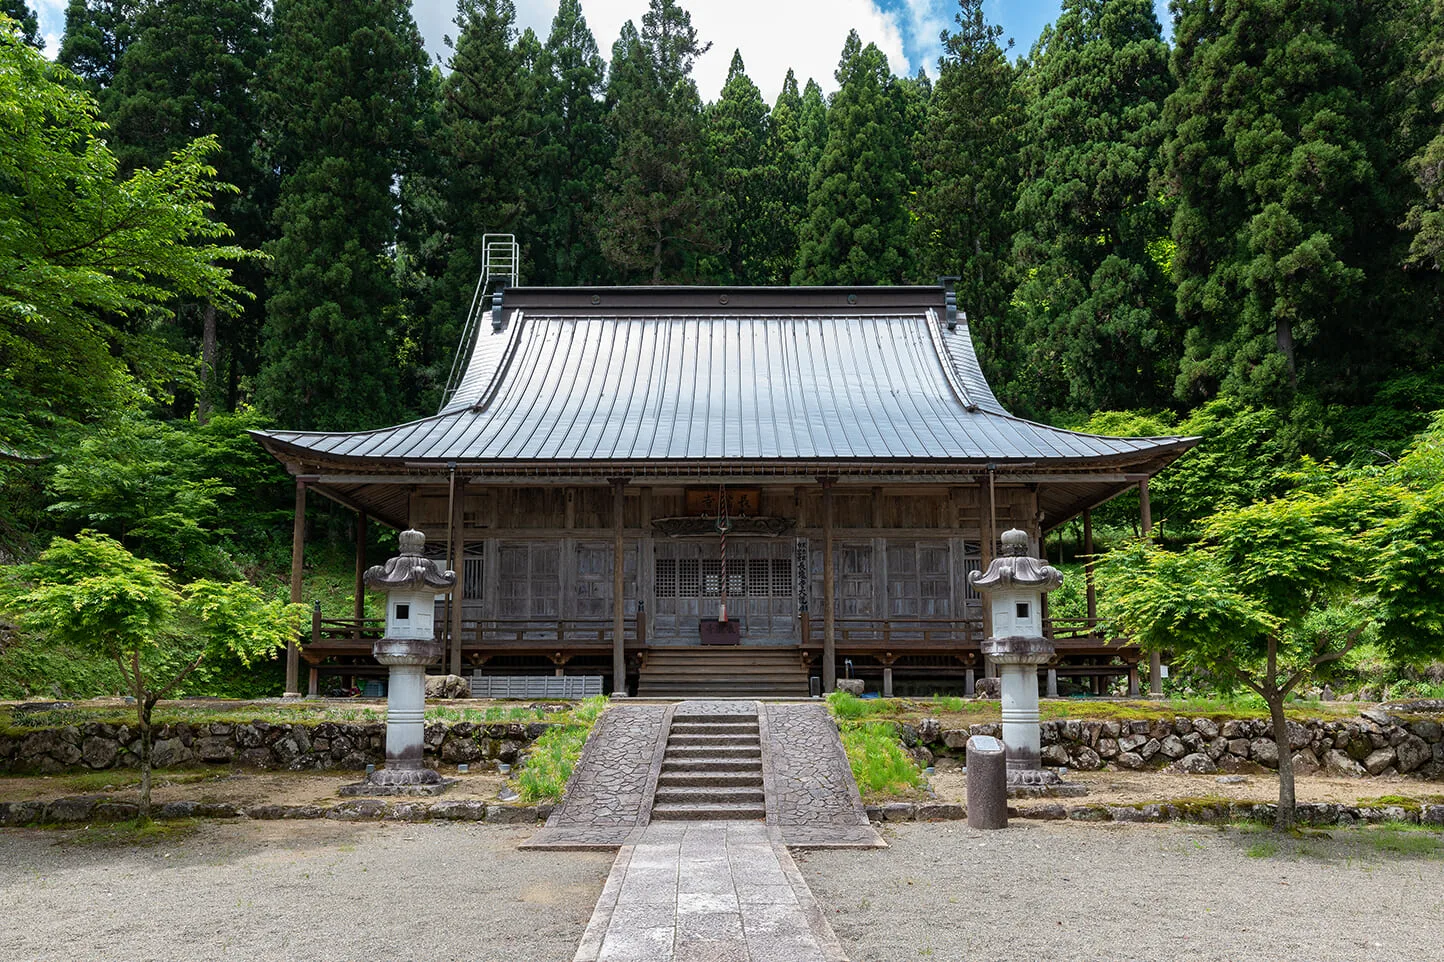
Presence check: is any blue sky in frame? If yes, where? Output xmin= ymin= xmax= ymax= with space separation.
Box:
xmin=29 ymin=0 xmax=1174 ymax=102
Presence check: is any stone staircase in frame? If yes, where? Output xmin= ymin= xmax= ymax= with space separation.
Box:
xmin=650 ymin=707 xmax=766 ymax=821
xmin=635 ymin=647 xmax=810 ymax=698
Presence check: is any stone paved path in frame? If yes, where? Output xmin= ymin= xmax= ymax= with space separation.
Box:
xmin=572 ymin=820 xmax=847 ymax=962
xmin=522 ymin=703 xmax=672 ymax=850
xmin=761 ymin=703 xmax=883 ymax=848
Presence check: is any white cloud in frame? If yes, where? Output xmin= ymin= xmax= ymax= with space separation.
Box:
xmin=31 ymin=0 xmax=913 ymax=102
xmin=419 ymin=0 xmax=912 ymax=103
xmin=901 ymin=0 xmax=949 ymax=75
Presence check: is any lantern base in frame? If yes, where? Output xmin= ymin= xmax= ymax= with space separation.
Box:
xmin=339 ymin=769 xmax=454 ymax=797
xmin=1005 ymin=768 xmax=1088 ymax=798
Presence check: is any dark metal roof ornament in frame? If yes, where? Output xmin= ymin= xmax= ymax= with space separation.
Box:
xmin=969 ymin=529 xmax=1064 ymax=592
xmin=363 ymin=530 xmax=457 ymax=592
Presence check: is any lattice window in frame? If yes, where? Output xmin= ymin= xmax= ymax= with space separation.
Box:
xmin=679 ymin=558 xmax=700 ymax=597
xmin=748 ymin=559 xmax=770 ymax=596
xmin=701 ymin=559 xmax=722 ymax=596
xmin=463 ymin=558 xmax=484 ymax=600
xmin=655 ymin=558 xmax=677 ymax=598
xmin=772 ymin=558 xmax=793 ymax=596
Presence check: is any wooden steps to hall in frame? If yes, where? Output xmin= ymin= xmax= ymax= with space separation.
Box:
xmin=636 ymin=646 xmax=810 ymax=698
xmin=650 ymin=709 xmax=766 ymax=822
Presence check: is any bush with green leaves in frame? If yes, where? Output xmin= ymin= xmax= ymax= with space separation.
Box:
xmin=0 ymin=532 xmax=307 ymax=817
xmin=1099 ymin=417 xmax=1444 ymax=829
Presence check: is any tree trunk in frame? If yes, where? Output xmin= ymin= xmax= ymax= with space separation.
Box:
xmin=1267 ymin=690 xmax=1296 ymax=831
xmin=197 ymin=303 xmax=218 ymax=424
xmin=137 ymin=703 xmax=153 ymax=821
xmin=1275 ymin=316 xmax=1297 ymax=386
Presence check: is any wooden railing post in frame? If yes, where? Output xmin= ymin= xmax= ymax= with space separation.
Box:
xmin=284 ymin=478 xmax=307 ymax=699
xmin=821 ymin=477 xmax=836 ymax=692
xmin=352 ymin=510 xmax=366 ymax=641
xmin=610 ymin=478 xmax=628 ymax=696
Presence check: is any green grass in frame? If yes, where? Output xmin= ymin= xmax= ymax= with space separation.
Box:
xmin=1361 ymin=822 xmax=1444 ymax=856
xmin=826 ymin=691 xmax=901 ymax=720
xmin=838 ymin=721 xmax=924 ymax=800
xmin=820 ymin=692 xmax=1360 ymax=730
xmin=0 ymin=697 xmax=604 ymax=736
xmin=513 ymin=695 xmax=608 ymax=803
xmin=49 ymin=817 xmax=200 ymax=847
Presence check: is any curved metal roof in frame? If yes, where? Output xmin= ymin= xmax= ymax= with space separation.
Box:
xmin=257 ymin=286 xmax=1195 ymax=467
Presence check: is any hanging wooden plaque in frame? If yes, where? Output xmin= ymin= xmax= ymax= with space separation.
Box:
xmin=684 ymin=488 xmax=761 ymax=516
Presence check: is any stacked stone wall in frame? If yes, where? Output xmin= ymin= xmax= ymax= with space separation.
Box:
xmin=0 ymin=720 xmax=548 ymax=775
xmin=908 ymin=710 xmax=1444 ymax=780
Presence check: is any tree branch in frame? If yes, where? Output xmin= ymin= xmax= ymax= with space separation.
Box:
xmin=151 ymin=653 xmax=206 ymax=703
xmin=1281 ymin=624 xmax=1369 ymax=698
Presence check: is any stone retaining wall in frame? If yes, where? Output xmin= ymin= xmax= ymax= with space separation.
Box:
xmin=0 ymin=719 xmax=549 ymax=775
xmin=4 ymin=792 xmax=1441 ymax=831
xmin=0 ymin=795 xmax=552 ymax=826
xmin=910 ymin=710 xmax=1444 ymax=780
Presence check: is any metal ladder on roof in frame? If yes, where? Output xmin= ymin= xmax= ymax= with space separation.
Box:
xmin=441 ymin=233 xmax=521 ymax=407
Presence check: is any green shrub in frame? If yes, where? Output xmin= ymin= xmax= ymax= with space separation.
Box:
xmin=839 ymin=721 xmax=923 ymax=799
xmin=826 ymin=690 xmax=896 ymax=720
xmin=514 ymin=695 xmax=609 ymax=803
xmin=515 ymin=725 xmax=590 ymax=803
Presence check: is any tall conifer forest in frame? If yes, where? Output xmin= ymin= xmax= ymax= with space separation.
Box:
xmin=2 ymin=0 xmax=1443 ymax=697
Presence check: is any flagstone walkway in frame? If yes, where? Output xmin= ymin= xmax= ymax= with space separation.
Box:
xmin=521 ymin=703 xmax=672 ymax=850
xmin=572 ymin=820 xmax=848 ymax=962
xmin=527 ymin=699 xmax=882 ymax=959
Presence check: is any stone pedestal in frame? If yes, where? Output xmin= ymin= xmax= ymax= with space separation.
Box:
xmin=374 ymin=639 xmax=441 ymax=782
xmin=982 ymin=636 xmax=1053 ymax=774
xmin=965 ymin=735 xmax=1008 ymax=830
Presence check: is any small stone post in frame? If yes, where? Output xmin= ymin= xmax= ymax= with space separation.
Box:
xmin=970 ymin=529 xmax=1081 ymax=795
xmin=965 ymin=735 xmax=1007 ymax=830
xmin=352 ymin=530 xmax=456 ymax=795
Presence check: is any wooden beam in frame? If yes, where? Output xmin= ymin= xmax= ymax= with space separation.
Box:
xmin=978 ymin=477 xmax=994 ymax=642
xmin=1141 ymin=478 xmax=1162 ymax=697
xmin=449 ymin=479 xmax=466 ymax=677
xmin=353 ymin=511 xmax=367 ymax=629
xmin=821 ymin=477 xmax=837 ymax=692
xmin=612 ymin=478 xmax=628 ymax=695
xmin=1083 ymin=509 xmax=1097 ymax=622
xmin=285 ymin=479 xmax=306 ymax=698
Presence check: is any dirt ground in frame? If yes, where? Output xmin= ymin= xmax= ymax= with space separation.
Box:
xmin=0 ymin=820 xmax=612 ymax=962
xmin=927 ymin=764 xmax=1444 ymax=809
xmin=0 ymin=766 xmax=507 ymax=807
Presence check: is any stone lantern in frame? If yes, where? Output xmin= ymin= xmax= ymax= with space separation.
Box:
xmin=969 ymin=528 xmax=1073 ymax=792
xmin=358 ymin=529 xmax=456 ymax=792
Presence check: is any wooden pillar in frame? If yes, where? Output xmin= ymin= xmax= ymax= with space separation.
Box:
xmin=308 ymin=666 xmax=319 ymax=698
xmin=1141 ymin=479 xmax=1162 ymax=697
xmin=612 ymin=479 xmax=628 ymax=696
xmin=1128 ymin=663 xmax=1141 ymax=698
xmin=821 ymin=478 xmax=837 ymax=692
xmin=352 ymin=511 xmax=367 ymax=636
xmin=448 ymin=481 xmax=466 ymax=676
xmin=285 ymin=479 xmax=306 ymax=698
xmin=978 ymin=478 xmax=995 ymax=643
xmin=1083 ymin=508 xmax=1097 ymax=622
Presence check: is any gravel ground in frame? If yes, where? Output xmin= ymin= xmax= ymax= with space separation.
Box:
xmin=0 ymin=821 xmax=612 ymax=962
xmin=797 ymin=820 xmax=1444 ymax=962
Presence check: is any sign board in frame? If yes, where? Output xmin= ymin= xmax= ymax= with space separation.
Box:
xmin=1160 ymin=665 xmax=1169 ymax=679
xmin=685 ymin=488 xmax=761 ymax=516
